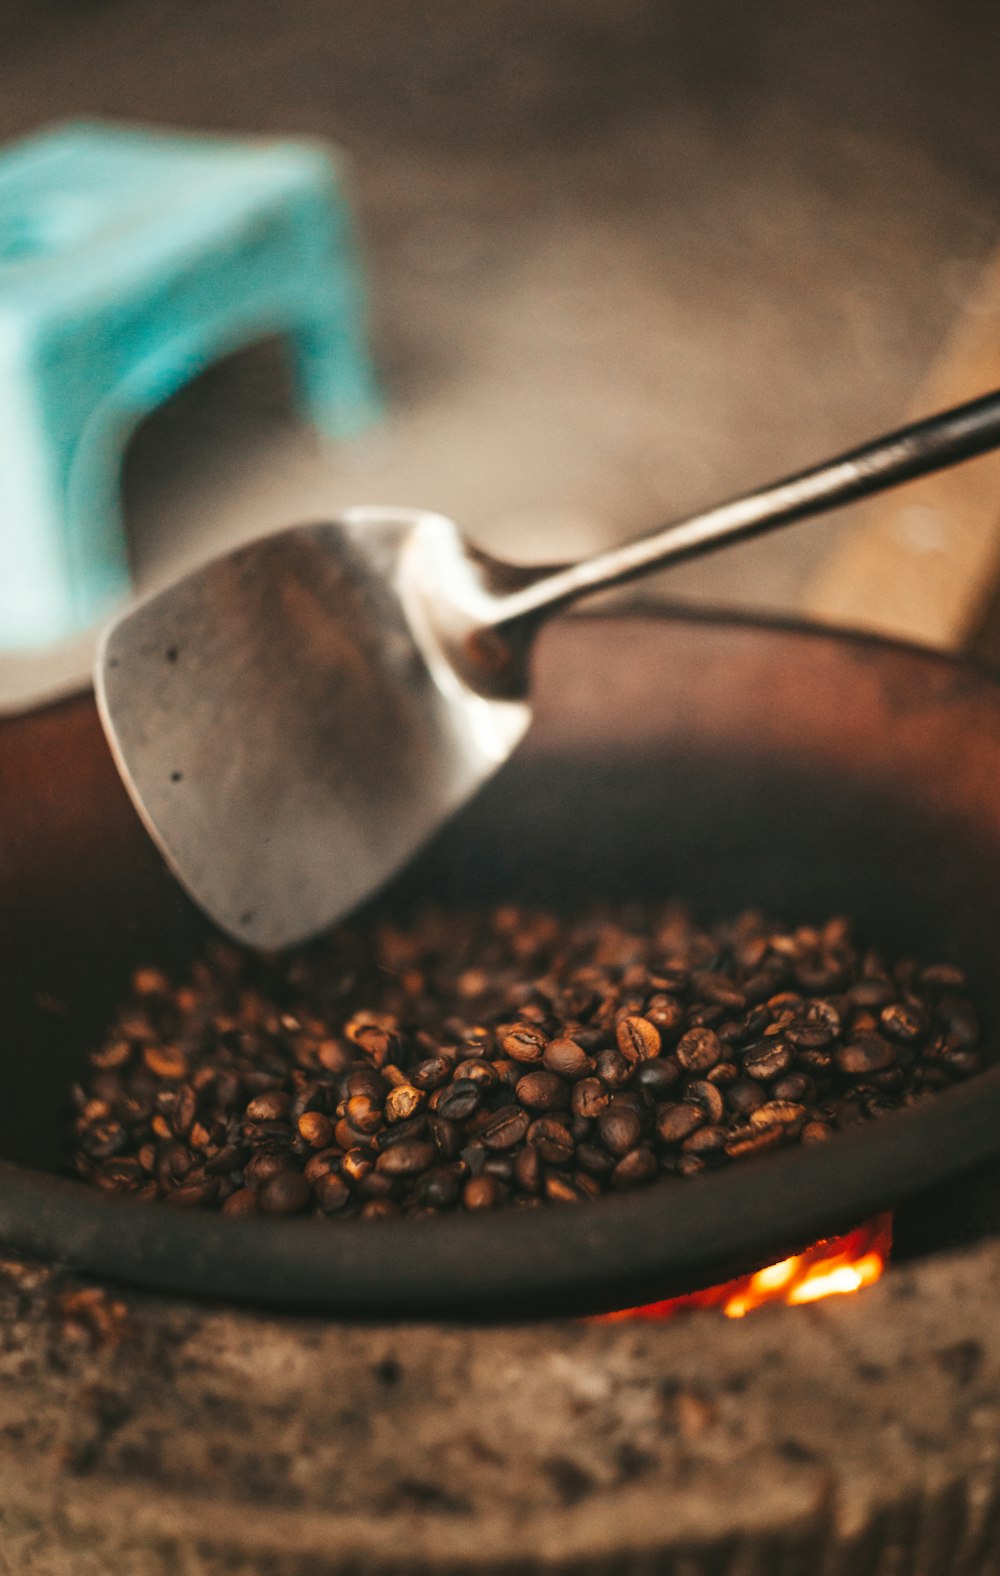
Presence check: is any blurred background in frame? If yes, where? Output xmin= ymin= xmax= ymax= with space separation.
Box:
xmin=5 ymin=0 xmax=1000 ymax=705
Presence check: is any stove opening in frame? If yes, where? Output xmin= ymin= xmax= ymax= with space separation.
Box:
xmin=595 ymin=1211 xmax=893 ymax=1321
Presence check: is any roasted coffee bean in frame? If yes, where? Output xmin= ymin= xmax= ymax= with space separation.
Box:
xmin=645 ymin=994 xmax=684 ymax=1033
xmin=634 ymin=1059 xmax=681 ymax=1099
xmin=303 ymin=1149 xmax=341 ymax=1184
xmin=655 ymin=1103 xmax=704 ymax=1144
xmin=610 ymin=1147 xmax=658 ymax=1189
xmin=297 ymin=1111 xmax=333 ymax=1149
xmin=501 ymin=1024 xmax=547 ymax=1063
xmin=749 ymin=1100 xmax=807 ymax=1131
xmin=385 ymin=1084 xmax=425 ymax=1123
xmin=429 ymin=1116 xmax=461 ymax=1161
xmin=685 ymin=1080 xmax=725 ymax=1125
xmin=572 ymin=1077 xmax=609 ymax=1120
xmin=676 ymin=1027 xmax=722 ymax=1074
xmin=258 ymin=1169 xmax=311 ymax=1216
xmin=245 ymin=1090 xmax=292 ymax=1123
xmin=543 ymin=1039 xmax=593 ymax=1081
xmin=595 ymin=1049 xmax=632 ymax=1089
xmin=376 ymin=1140 xmax=434 ymax=1178
xmin=436 ymin=1081 xmax=481 ymax=1122
xmin=544 ymin=1172 xmax=584 ymax=1204
xmin=314 ymin=1173 xmax=350 ymax=1212
xmin=835 ymin=1036 xmax=895 ymax=1075
xmin=575 ymin=1142 xmax=616 ymax=1177
xmin=463 ymin=1175 xmax=498 ymax=1210
xmin=481 ymin=1106 xmax=531 ymax=1150
xmin=72 ymin=904 xmax=983 ymax=1223
xmin=514 ymin=1145 xmax=542 ymax=1193
xmin=221 ymin=1188 xmax=257 ymax=1217
xmin=417 ymin=1167 xmax=461 ymax=1208
xmin=515 ymin=1070 xmax=568 ymax=1112
xmin=412 ymin=1057 xmax=451 ymax=1091
xmin=616 ymin=1015 xmax=661 ymax=1063
xmin=205 ymin=1143 xmax=247 ymax=1176
xmin=681 ymin=1125 xmax=727 ymax=1156
xmin=597 ymin=1105 xmax=643 ymax=1155
xmin=742 ymin=1041 xmax=794 ymax=1082
xmin=527 ymin=1117 xmax=575 ymax=1165
xmin=168 ymin=1178 xmax=220 ymax=1207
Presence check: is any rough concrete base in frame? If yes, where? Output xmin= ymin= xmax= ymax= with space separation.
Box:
xmin=2 ymin=1238 xmax=1000 ymax=1574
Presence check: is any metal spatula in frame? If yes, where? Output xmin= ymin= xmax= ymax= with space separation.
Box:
xmin=97 ymin=390 xmax=1000 ymax=949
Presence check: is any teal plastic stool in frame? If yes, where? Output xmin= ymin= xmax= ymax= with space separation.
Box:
xmin=0 ymin=121 xmax=381 ymax=648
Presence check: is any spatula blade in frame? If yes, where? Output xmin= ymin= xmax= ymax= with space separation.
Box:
xmin=95 ymin=514 xmax=530 ymax=949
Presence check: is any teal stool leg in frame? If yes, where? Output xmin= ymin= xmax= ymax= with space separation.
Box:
xmin=0 ymin=433 xmax=82 ymax=647
xmin=290 ymin=297 xmax=382 ymax=440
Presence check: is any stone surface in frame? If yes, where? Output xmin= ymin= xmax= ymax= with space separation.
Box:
xmin=3 ymin=1239 xmax=1000 ymax=1573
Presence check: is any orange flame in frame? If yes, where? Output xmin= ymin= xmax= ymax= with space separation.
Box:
xmin=595 ymin=1213 xmax=892 ymax=1322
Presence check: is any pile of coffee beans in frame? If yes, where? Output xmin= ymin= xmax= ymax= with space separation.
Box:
xmin=70 ymin=905 xmax=984 ymax=1219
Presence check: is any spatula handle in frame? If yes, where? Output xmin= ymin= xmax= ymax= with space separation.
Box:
xmin=490 ymin=388 xmax=1000 ymax=631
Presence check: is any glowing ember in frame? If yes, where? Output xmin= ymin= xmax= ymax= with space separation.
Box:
xmin=595 ymin=1213 xmax=892 ymax=1322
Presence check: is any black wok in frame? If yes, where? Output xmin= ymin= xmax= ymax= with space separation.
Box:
xmin=2 ymin=611 xmax=1000 ymax=1318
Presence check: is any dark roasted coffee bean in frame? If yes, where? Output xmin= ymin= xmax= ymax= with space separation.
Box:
xmin=345 ymin=1094 xmax=384 ymax=1135
xmin=725 ymin=1079 xmax=767 ymax=1115
xmin=542 ymin=1172 xmax=583 ymax=1204
xmin=597 ymin=1105 xmax=643 ymax=1155
xmin=358 ymin=1170 xmax=396 ymax=1200
xmin=835 ymin=1036 xmax=895 ymax=1075
xmin=258 ymin=1169 xmax=311 ymax=1215
xmin=501 ymin=1024 xmax=547 ymax=1063
xmin=245 ymin=1091 xmax=292 ymax=1123
xmin=314 ymin=1173 xmax=350 ymax=1212
xmin=297 ymin=1111 xmax=334 ymax=1149
xmin=463 ymin=1175 xmax=498 ymax=1210
xmin=645 ymin=994 xmax=684 ymax=1033
xmin=436 ymin=1081 xmax=481 ymax=1122
xmin=527 ymin=1117 xmax=575 ymax=1165
xmin=681 ymin=1125 xmax=727 ymax=1156
xmin=168 ymin=1178 xmax=220 ymax=1207
xmin=429 ymin=1116 xmax=461 ymax=1161
xmin=725 ymin=1126 xmax=784 ymax=1158
xmin=575 ymin=1141 xmax=615 ymax=1177
xmin=516 ymin=1070 xmax=568 ymax=1112
xmin=376 ymin=1140 xmax=434 ymax=1178
xmin=676 ymin=1027 xmax=722 ymax=1074
xmin=361 ymin=1199 xmax=400 ymax=1220
xmin=685 ymin=1080 xmax=725 ymax=1125
xmin=749 ymin=1100 xmax=807 ymax=1132
xmin=616 ymin=1015 xmax=661 ymax=1063
xmin=242 ymin=1151 xmax=291 ymax=1188
xmin=543 ymin=1039 xmax=592 ymax=1081
xmin=412 ymin=1057 xmax=451 ymax=1091
xmin=772 ymin=1073 xmax=814 ymax=1103
xmin=221 ymin=1188 xmax=257 ymax=1217
xmin=205 ymin=1143 xmax=247 ymax=1176
xmin=514 ymin=1145 xmax=542 ymax=1193
xmin=743 ymin=1041 xmax=794 ymax=1082
xmin=572 ymin=1077 xmax=609 ymax=1120
xmin=634 ymin=1058 xmax=681 ymax=1099
xmin=610 ymin=1147 xmax=658 ymax=1189
xmin=880 ymin=1002 xmax=925 ymax=1042
xmin=481 ymin=1105 xmax=531 ymax=1150
xmin=801 ymin=1120 xmax=834 ymax=1144
xmin=655 ymin=1103 xmax=704 ymax=1144
xmin=418 ymin=1167 xmax=461 ymax=1208
xmin=385 ymin=1084 xmax=425 ymax=1123
xmin=596 ymin=1049 xmax=632 ymax=1088
xmin=303 ymin=1149 xmax=341 ymax=1184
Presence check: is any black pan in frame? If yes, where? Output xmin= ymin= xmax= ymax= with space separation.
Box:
xmin=3 ymin=611 xmax=1000 ymax=1318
